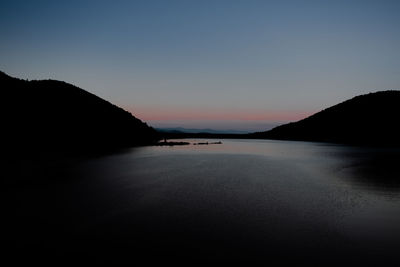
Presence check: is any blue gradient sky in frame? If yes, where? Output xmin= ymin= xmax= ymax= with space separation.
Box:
xmin=1 ymin=0 xmax=400 ymax=131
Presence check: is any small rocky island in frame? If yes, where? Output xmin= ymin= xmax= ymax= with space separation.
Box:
xmin=193 ymin=141 xmax=223 ymax=145
xmin=156 ymin=139 xmax=223 ymax=146
xmin=157 ymin=139 xmax=190 ymax=146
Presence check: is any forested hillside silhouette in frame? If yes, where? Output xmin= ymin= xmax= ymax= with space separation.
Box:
xmin=251 ymin=91 xmax=400 ymax=145
xmin=1 ymin=71 xmax=159 ymax=155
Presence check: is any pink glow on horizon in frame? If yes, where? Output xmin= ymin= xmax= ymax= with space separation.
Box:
xmin=123 ymin=105 xmax=315 ymax=123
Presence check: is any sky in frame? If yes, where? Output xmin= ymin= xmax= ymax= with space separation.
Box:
xmin=1 ymin=0 xmax=400 ymax=131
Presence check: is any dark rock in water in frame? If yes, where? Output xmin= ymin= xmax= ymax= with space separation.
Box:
xmin=157 ymin=141 xmax=190 ymax=146
xmin=193 ymin=141 xmax=223 ymax=145
xmin=194 ymin=142 xmax=210 ymax=145
xmin=251 ymin=91 xmax=400 ymax=146
xmin=1 ymin=71 xmax=160 ymax=156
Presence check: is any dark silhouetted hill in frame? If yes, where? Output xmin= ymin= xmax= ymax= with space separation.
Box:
xmin=251 ymin=91 xmax=400 ymax=146
xmin=1 ymin=71 xmax=159 ymax=155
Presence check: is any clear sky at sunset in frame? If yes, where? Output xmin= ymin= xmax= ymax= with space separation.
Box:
xmin=1 ymin=0 xmax=400 ymax=131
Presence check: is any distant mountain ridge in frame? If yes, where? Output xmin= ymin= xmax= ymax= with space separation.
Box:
xmin=251 ymin=91 xmax=400 ymax=145
xmin=156 ymin=127 xmax=250 ymax=134
xmin=1 ymin=71 xmax=159 ymax=155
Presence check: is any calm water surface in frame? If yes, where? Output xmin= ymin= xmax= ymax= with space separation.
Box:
xmin=5 ymin=139 xmax=400 ymax=265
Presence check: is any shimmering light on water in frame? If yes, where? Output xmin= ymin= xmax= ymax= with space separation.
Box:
xmin=5 ymin=139 xmax=400 ymax=264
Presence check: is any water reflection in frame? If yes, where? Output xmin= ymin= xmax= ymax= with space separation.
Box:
xmin=160 ymin=139 xmax=400 ymax=195
xmin=330 ymin=147 xmax=400 ymax=194
xmin=4 ymin=139 xmax=400 ymax=265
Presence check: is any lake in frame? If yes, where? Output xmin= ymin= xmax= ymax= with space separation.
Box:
xmin=4 ymin=139 xmax=400 ymax=265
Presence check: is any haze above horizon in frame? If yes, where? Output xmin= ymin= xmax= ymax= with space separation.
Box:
xmin=1 ymin=0 xmax=399 ymax=131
